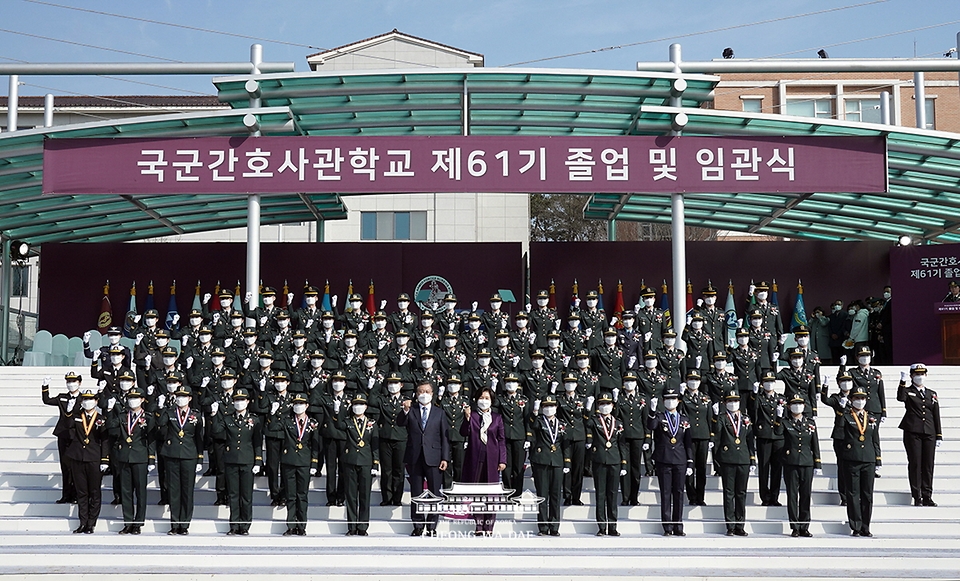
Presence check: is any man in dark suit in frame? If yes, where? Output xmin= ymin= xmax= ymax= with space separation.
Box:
xmin=897 ymin=364 xmax=942 ymax=506
xmin=397 ymin=379 xmax=450 ymax=536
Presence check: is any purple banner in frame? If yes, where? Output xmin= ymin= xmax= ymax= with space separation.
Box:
xmin=42 ymin=135 xmax=887 ymax=195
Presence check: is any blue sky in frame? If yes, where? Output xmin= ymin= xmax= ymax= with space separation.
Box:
xmin=2 ymin=0 xmax=959 ymax=96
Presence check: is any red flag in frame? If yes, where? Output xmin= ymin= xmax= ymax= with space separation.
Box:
xmin=613 ymin=280 xmax=625 ymax=329
xmin=97 ymin=281 xmax=112 ymax=332
xmin=367 ymin=279 xmax=376 ymax=315
xmin=211 ymin=281 xmax=221 ymax=311
xmin=548 ymin=279 xmax=556 ymax=310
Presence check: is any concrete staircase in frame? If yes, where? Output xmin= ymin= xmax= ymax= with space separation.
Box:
xmin=2 ymin=365 xmax=960 ymax=579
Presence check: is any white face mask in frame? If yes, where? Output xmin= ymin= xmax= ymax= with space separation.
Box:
xmin=726 ymin=401 xmax=740 ymax=412
xmin=322 ymin=319 xmax=334 ymax=329
xmin=398 ymin=301 xmax=409 ymax=310
xmin=737 ymin=337 xmax=749 ymax=346
xmin=840 ymin=381 xmax=853 ymax=393
xmin=691 ymin=321 xmax=703 ymax=330
xmin=220 ymin=299 xmax=232 ymax=309
xmin=305 ymin=297 xmax=317 ymax=306
xmin=446 ymin=302 xmax=456 ymax=311
xmin=643 ymin=298 xmax=655 ymax=308
xmin=622 ymin=318 xmax=634 ymax=328
xmin=67 ymin=381 xmax=80 ymax=393
xmin=212 ymin=356 xmax=225 ymax=366
xmin=763 ymin=382 xmax=775 ymax=392
xmin=686 ymin=380 xmax=700 ymax=391
xmin=275 ymin=382 xmax=288 ymax=393
xmin=333 ymin=382 xmax=346 ymax=393
xmin=222 ymin=379 xmax=236 ymax=390
xmin=233 ymin=400 xmax=248 ymax=412
xmin=387 ymin=383 xmax=402 ymax=394
xmin=664 ymin=399 xmax=679 ymax=411
xmin=447 ymin=383 xmax=460 ymax=394
xmin=505 ymin=382 xmax=519 ymax=393
xmin=537 ymin=299 xmax=549 ymax=307
xmin=175 ymin=396 xmax=190 ymax=408
xmin=311 ymin=359 xmax=324 ymax=368
xmin=477 ymin=398 xmax=492 ymax=411
xmin=790 ymin=358 xmax=804 ymax=368
xmin=353 ymin=404 xmax=367 ymax=416
xmin=263 ymin=296 xmax=275 ymax=306
xmin=293 ymin=338 xmax=306 ymax=348
xmin=496 ymin=338 xmax=510 ymax=347
xmin=714 ymin=361 xmax=726 ymax=371
xmin=604 ymin=336 xmax=617 ymax=346
xmin=644 ymin=359 xmax=657 ymax=369
xmin=858 ymin=355 xmax=871 ymax=366
xmin=547 ymin=339 xmax=560 ymax=349
xmin=664 ymin=338 xmax=676 ymax=347
xmin=564 ymin=383 xmax=577 ymax=393
xmin=478 ymin=357 xmax=491 ymax=367
xmin=756 ymin=291 xmax=768 ymax=301
xmin=166 ymin=382 xmax=178 ymax=393
xmin=156 ymin=338 xmax=169 ymax=347
xmin=351 ymin=302 xmax=363 ymax=311
xmin=883 ymin=292 xmax=891 ymax=300
xmin=586 ymin=299 xmax=598 ymax=308
xmin=848 ymin=309 xmax=857 ymax=316
xmin=259 ymin=358 xmax=271 ymax=368
xmin=750 ymin=318 xmax=763 ymax=328
xmin=851 ymin=398 xmax=866 ymax=410
xmin=189 ymin=317 xmax=202 ymax=327
xmin=120 ymin=380 xmax=134 ymax=392
xmin=542 ymin=406 xmax=556 ymax=417
xmin=468 ymin=321 xmax=481 ymax=330
xmin=231 ymin=318 xmax=243 ymax=328
xmin=344 ymin=338 xmax=357 ymax=348
xmin=109 ymin=334 xmax=122 ymax=345
xmin=790 ymin=404 xmax=805 ymax=415
xmin=396 ymin=336 xmax=409 ymax=346
xmin=111 ymin=355 xmax=124 ymax=365
xmin=278 ymin=320 xmax=290 ymax=329
xmin=417 ymin=393 xmax=432 ymax=405
xmin=145 ymin=318 xmax=157 ymax=328
xmin=796 ymin=337 xmax=809 ymax=347
xmin=568 ymin=320 xmax=580 ymax=329
xmin=598 ymin=403 xmax=613 ymax=415
xmin=912 ymin=375 xmax=925 ymax=386
xmin=375 ymin=320 xmax=387 ymax=330
xmin=199 ymin=334 xmax=212 ymax=344
xmin=421 ymin=319 xmax=433 ymax=328
xmin=490 ymin=301 xmax=502 ymax=311
xmin=126 ymin=398 xmax=142 ymax=409
xmin=421 ymin=358 xmax=434 ymax=368
xmin=576 ymin=358 xmax=589 ymax=369
xmin=363 ymin=358 xmax=377 ymax=368
xmin=623 ymin=380 xmax=636 ymax=392
xmin=293 ymin=403 xmax=308 ymax=415
xmin=704 ymin=296 xmax=716 ymax=306
xmin=81 ymin=399 xmax=97 ymax=411
xmin=531 ymin=359 xmax=544 ymax=369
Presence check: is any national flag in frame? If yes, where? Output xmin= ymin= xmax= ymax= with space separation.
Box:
xmin=97 ymin=281 xmax=112 ymax=333
xmin=165 ymin=281 xmax=179 ymax=330
xmin=321 ymin=280 xmax=332 ymax=312
xmin=660 ymin=281 xmax=671 ymax=328
xmin=192 ymin=281 xmax=201 ymax=312
xmin=724 ymin=280 xmax=738 ymax=346
xmin=233 ymin=281 xmax=242 ymax=312
xmin=123 ymin=282 xmax=137 ymax=337
xmin=367 ymin=279 xmax=376 ymax=315
xmin=791 ymin=281 xmax=808 ymax=331
xmin=145 ymin=280 xmax=155 ymax=313
xmin=771 ymin=279 xmax=780 ymax=307
xmin=571 ymin=279 xmax=579 ymax=312
xmin=613 ymin=280 xmax=625 ymax=329
xmin=597 ymin=279 xmax=605 ymax=312
xmin=280 ymin=280 xmax=289 ymax=309
xmin=548 ymin=279 xmax=556 ymax=310
xmin=211 ymin=282 xmax=221 ymax=311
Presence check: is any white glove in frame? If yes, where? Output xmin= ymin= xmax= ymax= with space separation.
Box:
xmin=696 ymin=298 xmax=704 ymax=308
xmin=840 ymin=355 xmax=847 ymax=366
xmin=686 ymin=467 xmax=694 ymax=477
xmin=258 ymin=378 xmax=267 ymax=392
xmin=620 ymin=469 xmax=627 ymax=477
xmin=773 ymin=352 xmax=780 ymax=361
xmin=814 ymin=468 xmax=823 ymax=476
xmin=368 ymin=377 xmax=376 ymax=389
xmin=144 ymin=355 xmax=152 ymax=369
xmin=554 ymin=320 xmax=561 ymax=331
xmin=471 ymin=301 xmax=478 ymax=312
xmin=525 ymin=303 xmax=531 ymax=313
xmin=695 ymin=356 xmax=702 ymax=368
xmin=371 ymin=467 xmax=380 ymax=476
xmin=749 ymin=465 xmax=757 ymax=474
xmin=524 ymin=441 xmax=531 ymax=450
xmin=186 ymin=356 xmax=194 ymax=369
xmin=211 ymin=402 xmax=219 ymax=415
xmin=134 ymin=315 xmax=142 ymax=324
xmin=201 ymin=377 xmax=210 ymax=388
xmin=779 ymin=334 xmax=789 ymax=345
xmin=274 ymin=335 xmax=283 ymax=346
xmin=937 ymin=440 xmax=942 ymax=448
xmin=529 ymin=333 xmax=536 ymax=345
xmin=203 ymin=293 xmax=212 ymax=304
xmin=379 ymin=340 xmax=388 ymax=351
xmin=245 ymin=291 xmax=253 ymax=304
xmin=97 ymin=380 xmax=106 ymax=392
xmin=822 ymin=375 xmax=829 ymax=387
xmin=259 ymin=316 xmax=268 ymax=326
xmin=100 ymin=464 xmax=109 ymax=473
xmin=463 ymin=442 xmax=469 ymax=450
xmin=900 ymin=371 xmax=909 ymax=383
xmin=345 ymin=353 xmax=355 ymax=364
xmin=511 ymin=355 xmax=520 ymax=367
xmin=610 ymin=316 xmax=618 ymax=326
xmin=243 ymin=358 xmax=251 ymax=370
xmin=642 ymin=442 xmax=650 ymax=451
xmin=332 ymin=295 xmax=338 ymax=308
xmin=456 ymin=353 xmax=467 ymax=366
xmin=196 ymin=464 xmax=204 ymax=473
xmin=586 ymin=442 xmax=592 ymax=450
xmin=310 ymin=377 xmax=321 ymax=388
xmin=252 ymin=465 xmax=261 ymax=475
xmin=838 ymin=396 xmax=848 ymax=408
xmin=748 ymin=284 xmax=755 ymax=296
xmin=563 ymin=467 xmax=570 ymax=474
xmin=584 ymin=328 xmax=592 ymax=338
xmin=292 ymin=354 xmax=299 ymax=367
xmin=378 ymin=299 xmax=387 ymax=311
xmin=752 ymin=382 xmax=760 ymax=394
xmin=310 ymin=467 xmax=318 ymax=476
xmin=42 ymin=376 xmax=51 ymax=387
xmin=82 ymin=332 xmax=91 ymax=344
xmin=650 ymin=397 xmax=659 ymax=411
xmin=708 ymin=441 xmax=714 ymax=450
xmin=224 ymin=337 xmax=233 ymax=348
xmin=550 ymin=382 xmax=558 ymax=394
xmin=66 ymin=399 xmax=76 ymax=412
xmin=880 ymin=416 xmax=886 ymax=423
xmin=158 ymin=395 xmax=165 ymax=408
xmin=874 ymin=466 xmax=881 ymax=476
xmin=287 ymin=293 xmax=295 ymax=306
xmin=644 ymin=332 xmax=652 ymax=343
xmin=358 ymin=323 xmax=365 ymax=332
xmin=574 ymin=297 xmax=581 ymax=308
xmin=107 ymin=398 xmax=116 ymax=411
xmin=181 ymin=335 xmax=190 ymax=346
xmin=627 ymin=356 xmax=637 ymax=368
xmin=212 ymin=313 xmax=221 ymax=324
xmin=399 ymin=354 xmax=408 ymax=366
xmin=490 ymin=377 xmax=498 ymax=390
xmin=612 ymin=388 xmax=619 ymax=402
xmin=148 ymin=464 xmax=156 ymax=473
xmin=135 ymin=333 xmax=144 ymax=346
xmin=533 ymin=400 xmax=541 ymax=413
xmin=586 ymin=396 xmax=595 ymax=411
xmin=712 ymin=403 xmax=719 ymax=415
xmin=423 ymin=337 xmax=433 ymax=348
xmin=776 ymin=404 xmax=784 ymax=417
xmin=172 ymin=314 xmax=180 ymax=325
xmin=562 ymin=355 xmax=571 ymax=367
xmin=686 ymin=315 xmax=693 ymax=326
xmin=271 ymin=402 xmax=280 ymax=415
xmin=333 ymin=399 xmax=341 ymax=413
xmin=405 ymin=314 xmax=413 ymax=324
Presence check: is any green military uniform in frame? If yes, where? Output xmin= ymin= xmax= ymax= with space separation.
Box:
xmin=557 ymin=375 xmax=589 ymax=505
xmin=106 ymin=387 xmax=156 ymax=534
xmin=522 ymin=351 xmax=552 ymax=403
xmin=839 ymin=387 xmax=882 ymax=537
xmin=211 ymin=388 xmax=264 ymax=535
xmin=526 ymin=395 xmax=568 ymax=536
xmin=750 ymin=371 xmax=785 ymax=506
xmin=590 ymin=328 xmax=624 ymax=391
xmin=776 ymin=347 xmax=820 ymax=416
xmin=280 ymin=393 xmax=321 ymax=535
xmin=439 ymin=375 xmax=469 ymax=487
xmin=310 ymin=374 xmax=347 ymax=506
xmin=41 ymin=372 xmax=82 ymax=504
xmin=339 ymin=394 xmax=379 ymax=535
xmin=376 ymin=374 xmax=408 ymax=506
xmin=264 ymin=371 xmax=295 ymax=506
xmin=822 ymin=372 xmax=854 ymax=503
xmin=712 ymin=389 xmax=757 ymax=536
xmin=66 ymin=391 xmax=110 ymax=534
xmin=497 ymin=377 xmax=531 ymax=499
xmin=680 ymin=371 xmax=713 ymax=505
xmin=586 ymin=394 xmax=627 ymax=536
xmin=614 ymin=373 xmax=648 ymax=505
xmin=780 ymin=396 xmax=821 ymax=536
xmin=158 ymin=383 xmax=204 ymax=534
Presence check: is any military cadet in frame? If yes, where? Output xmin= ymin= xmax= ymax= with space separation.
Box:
xmin=682 ymin=313 xmax=714 ymax=377
xmin=351 ymin=350 xmax=385 ymax=398
xmin=492 ymin=328 xmax=525 ymax=376
xmin=242 ymin=286 xmax=283 ymax=335
xmin=436 ymin=332 xmax=467 ymax=378
xmin=460 ymin=313 xmax=488 ymax=366
xmin=205 ymin=369 xmax=239 ymax=505
xmin=821 ymin=372 xmax=854 ymax=505
xmin=840 ymin=346 xmax=887 ymax=426
xmin=580 ymin=291 xmax=607 ymax=349
xmin=280 ymin=393 xmax=320 ymax=536
xmin=440 ymin=374 xmax=470 ymax=487
xmin=292 ymin=284 xmax=323 ymax=335
xmin=656 ymin=331 xmax=685 ymax=389
xmin=82 ymin=326 xmax=131 ymax=368
xmin=388 ymin=293 xmax=418 ymax=335
xmin=897 ymin=364 xmax=942 ymax=506
xmin=523 ymin=350 xmax=552 ymax=404
xmin=305 ymin=350 xmax=332 ymax=396
xmin=746 ymin=310 xmax=777 ymax=374
xmin=750 ymin=371 xmax=785 ymax=506
xmin=638 ymin=350 xmax=668 ymax=476
xmin=107 ymin=387 xmax=155 ymax=535
xmin=558 ymin=373 xmax=591 ymax=505
xmin=527 ymin=394 xmax=567 ymax=536
xmin=570 ymin=350 xmax=600 ymax=399
xmin=263 ymin=371 xmax=295 ymax=507
xmin=340 ymin=393 xmax=379 ymax=536
xmin=648 ymin=388 xmax=695 ymax=536
xmin=780 ymin=395 xmax=822 ymax=537
xmin=90 ymin=344 xmax=133 ymax=397
xmin=680 ymin=370 xmax=713 ymax=506
xmin=636 ymin=286 xmax=669 ymax=351
xmin=788 ymin=325 xmax=822 ymax=378
xmin=412 ymin=310 xmax=440 ymax=354
xmin=172 ymin=310 xmax=205 ymax=356
xmin=839 ymin=386 xmax=882 ymax=537
xmin=482 ymin=293 xmax=511 ymax=334
xmin=367 ymin=311 xmax=394 ymax=359
xmin=152 ymin=370 xmax=181 ymax=506
xmin=219 ymin=312 xmax=245 ymax=354
xmin=704 ymin=352 xmax=737 ymax=409
xmin=615 ymin=371 xmax=648 ymax=506
xmin=587 ymin=392 xmax=626 ymax=536
xmin=747 ymin=281 xmax=785 ymax=354
xmin=283 ymin=331 xmax=311 ymax=393
xmin=561 ymin=313 xmax=589 ymax=355
xmin=731 ymin=328 xmax=762 ymax=402
xmin=268 ymin=311 xmax=295 ymax=356
xmin=335 ymin=329 xmax=362 ymax=376
xmin=151 ymin=347 xmax=185 ymax=393
xmin=542 ymin=331 xmax=566 ymax=377
xmin=713 ymin=389 xmax=757 ymax=536
xmin=376 ymin=373 xmax=408 ymax=506
xmin=315 ymin=311 xmax=341 ymax=357
xmin=777 ymin=348 xmax=820 ymax=418
xmin=466 ymin=349 xmax=498 ymax=398
xmin=158 ymin=383 xmax=203 ymax=535
xmin=696 ymin=284 xmax=727 ymax=353
xmin=211 ymin=387 xmax=263 ymax=535
xmin=617 ymin=311 xmax=642 ymax=372
xmin=387 ymin=330 xmax=417 ymax=397
xmin=133 ymin=327 xmax=167 ymax=394
xmin=99 ymin=368 xmax=136 ymax=506
xmin=202 ymin=289 xmax=240 ymax=342
xmin=311 ymin=372 xmax=347 ymax=506
xmin=528 ymin=290 xmax=558 ymax=351
xmin=42 ymin=371 xmax=82 ymax=504
xmin=233 ymin=328 xmax=261 ymax=377
xmin=413 ymin=350 xmax=445 ymax=396
xmin=133 ymin=308 xmax=162 ymax=357
xmin=496 ymin=373 xmax=530 ymax=499
xmin=592 ymin=327 xmax=625 ymax=393
xmin=66 ymin=390 xmax=109 ymax=534
xmin=434 ymin=293 xmax=461 ymax=334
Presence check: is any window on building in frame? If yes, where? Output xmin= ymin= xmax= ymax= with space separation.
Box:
xmin=740 ymin=98 xmax=763 ymax=113
xmin=360 ymin=211 xmax=427 ymax=240
xmin=12 ymin=265 xmax=28 ymax=297
xmin=844 ymin=98 xmax=882 ymax=124
xmin=785 ymin=98 xmax=833 ymax=119
xmin=925 ymin=97 xmax=936 ymax=130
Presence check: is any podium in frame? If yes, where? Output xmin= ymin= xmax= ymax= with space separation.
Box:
xmin=936 ymin=302 xmax=960 ymax=364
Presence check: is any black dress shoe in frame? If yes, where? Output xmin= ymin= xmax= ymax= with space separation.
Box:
xmin=799 ymin=530 xmax=813 ymax=537
xmin=596 ymin=530 xmax=606 ymax=536
xmin=238 ymin=530 xmax=249 ymax=536
xmin=562 ymin=499 xmax=572 ymax=506
xmin=760 ymin=501 xmax=770 ymax=507
xmin=111 ymin=498 xmax=122 ymax=505
xmin=168 ymin=529 xmax=178 ymax=536
xmin=345 ymin=530 xmax=356 ymax=536
xmin=608 ymin=529 xmax=620 ymax=537
xmin=380 ymin=501 xmax=392 ymax=506
xmin=158 ymin=498 xmax=169 ymax=506
xmin=791 ymin=530 xmax=800 ymax=537
xmin=914 ymin=498 xmax=922 ymax=506
xmin=325 ymin=501 xmax=336 ymax=507
xmin=296 ymin=529 xmax=306 ymax=536
xmin=549 ymin=530 xmax=560 ymax=537
xmin=770 ymin=501 xmax=783 ymax=507
xmin=674 ymin=530 xmax=686 ymax=536
xmin=179 ymin=528 xmax=189 ymax=536
xmin=425 ymin=529 xmax=438 ymax=537
xmin=573 ymin=500 xmax=584 ymax=506
xmin=284 ymin=529 xmax=297 ymax=536
xmin=202 ymin=469 xmax=216 ymax=477
xmin=860 ymin=530 xmax=873 ymax=537
xmin=357 ymin=530 xmax=368 ymax=536
xmin=335 ymin=500 xmax=344 ymax=507
xmin=226 ymin=529 xmax=237 ymax=536
xmin=56 ymin=497 xmax=70 ymax=504
xmin=73 ymin=526 xmax=85 ymax=534
xmin=662 ymin=530 xmax=672 ymax=536
xmin=725 ymin=530 xmax=735 ymax=536
xmin=851 ymin=530 xmax=861 ymax=537
xmin=733 ymin=529 xmax=749 ymax=536
xmin=83 ymin=527 xmax=94 ymax=534
xmin=118 ymin=526 xmax=130 ymax=535
xmin=130 ymin=527 xmax=141 ymax=535
xmin=410 ymin=528 xmax=423 ymax=537
xmin=922 ymin=498 xmax=938 ymax=507
xmin=537 ymin=531 xmax=547 ymax=536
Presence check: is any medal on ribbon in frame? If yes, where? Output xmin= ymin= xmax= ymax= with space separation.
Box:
xmin=543 ymin=416 xmax=560 ymax=451
xmin=176 ymin=408 xmax=189 ymax=438
xmin=599 ymin=414 xmax=615 ymax=448
xmin=81 ymin=410 xmax=97 ymax=445
xmin=666 ymin=411 xmax=680 ymax=444
xmin=852 ymin=409 xmax=867 ymax=442
xmin=727 ymin=411 xmax=742 ymax=445
xmin=353 ymin=416 xmax=367 ymax=448
xmin=296 ymin=416 xmax=308 ymax=450
xmin=127 ymin=410 xmax=142 ymax=443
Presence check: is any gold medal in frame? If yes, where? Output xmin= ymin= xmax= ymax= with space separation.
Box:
xmin=126 ymin=436 xmax=133 ymax=443
xmin=550 ymin=445 xmax=556 ymax=452
xmin=178 ymin=430 xmax=185 ymax=438
xmin=296 ymin=443 xmax=303 ymax=450
xmin=734 ymin=438 xmax=740 ymax=444
xmin=83 ymin=438 xmax=89 ymax=445
xmin=859 ymin=435 xmax=865 ymax=442
xmin=359 ymin=440 xmax=365 ymax=448
xmin=670 ymin=437 xmax=677 ymax=444
xmin=605 ymin=441 xmax=612 ymax=448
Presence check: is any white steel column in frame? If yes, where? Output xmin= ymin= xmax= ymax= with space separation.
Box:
xmin=43 ymin=94 xmax=54 ymax=127
xmin=914 ymin=71 xmax=926 ymax=129
xmin=246 ymin=44 xmax=262 ymax=307
xmin=6 ymin=76 xmax=18 ymax=132
xmin=880 ymin=91 xmax=891 ymax=125
xmin=668 ymin=44 xmax=687 ymax=337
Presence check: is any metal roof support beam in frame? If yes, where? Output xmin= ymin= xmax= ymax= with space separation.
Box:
xmin=637 ymin=57 xmax=960 ymax=74
xmin=748 ymin=192 xmax=813 ymax=234
xmin=6 ymin=76 xmax=18 ymax=134
xmin=0 ymin=62 xmax=294 ymax=75
xmin=121 ymin=196 xmax=184 ymax=236
xmin=246 ymin=45 xmax=263 ymax=310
